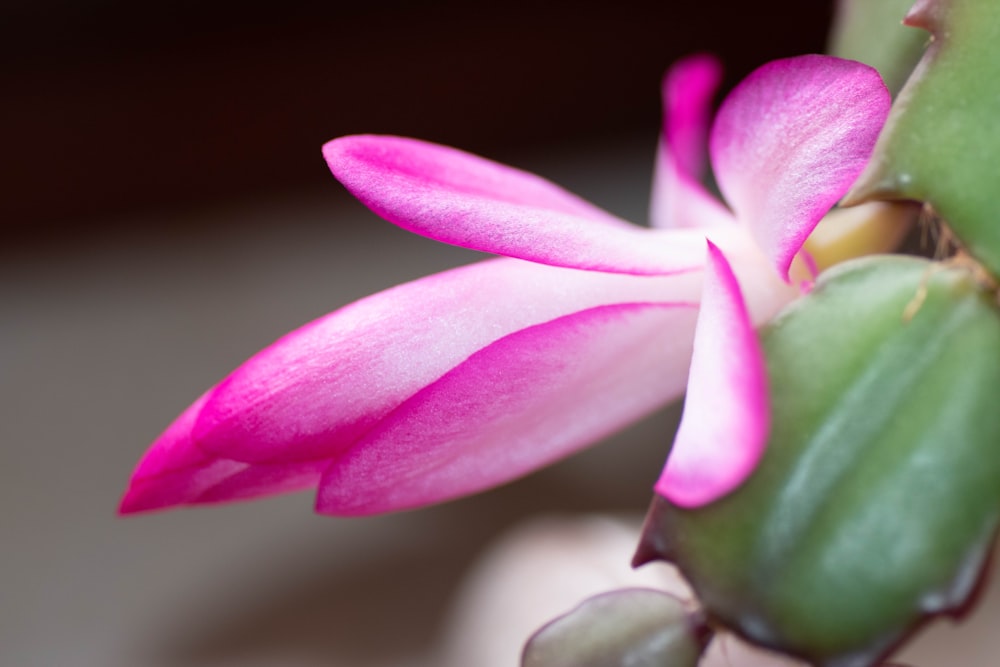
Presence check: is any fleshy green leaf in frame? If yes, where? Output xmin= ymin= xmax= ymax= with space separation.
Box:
xmin=638 ymin=255 xmax=1000 ymax=667
xmin=846 ymin=0 xmax=1000 ymax=277
xmin=521 ymin=588 xmax=709 ymax=667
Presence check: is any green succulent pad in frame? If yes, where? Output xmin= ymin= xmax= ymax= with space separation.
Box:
xmin=521 ymin=588 xmax=709 ymax=667
xmin=637 ymin=255 xmax=1000 ymax=667
xmin=847 ymin=0 xmax=1000 ymax=277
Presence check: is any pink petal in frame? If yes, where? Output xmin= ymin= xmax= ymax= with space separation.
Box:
xmin=655 ymin=241 xmax=769 ymax=508
xmin=324 ymin=135 xmax=706 ymax=275
xmin=121 ymin=257 xmax=715 ymax=512
xmin=317 ymin=302 xmax=700 ymax=516
xmin=118 ymin=392 xmax=325 ymax=513
xmin=709 ymin=55 xmax=891 ymax=280
xmin=663 ymin=54 xmax=721 ymax=181
xmin=120 ymin=229 xmax=794 ymax=514
xmin=193 ymin=259 xmax=702 ymax=465
xmin=120 ymin=459 xmax=327 ymax=514
xmin=650 ymin=54 xmax=735 ymax=230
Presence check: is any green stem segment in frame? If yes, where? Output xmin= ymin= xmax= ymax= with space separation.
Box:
xmin=846 ymin=0 xmax=1000 ymax=279
xmin=638 ymin=256 xmax=1000 ymax=667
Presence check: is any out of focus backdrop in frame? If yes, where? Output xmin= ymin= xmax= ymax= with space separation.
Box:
xmin=4 ymin=2 xmax=996 ymax=666
xmin=5 ymin=0 xmax=835 ymax=236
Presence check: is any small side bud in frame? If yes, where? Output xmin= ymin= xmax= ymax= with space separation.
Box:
xmin=521 ymin=588 xmax=710 ymax=667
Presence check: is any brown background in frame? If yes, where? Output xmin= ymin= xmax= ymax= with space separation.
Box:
xmin=5 ymin=0 xmax=832 ymax=238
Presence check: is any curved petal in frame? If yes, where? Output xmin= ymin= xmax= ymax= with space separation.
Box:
xmin=663 ymin=54 xmax=722 ymax=181
xmin=710 ymin=55 xmax=891 ymax=280
xmin=126 ymin=391 xmax=213 ymax=483
xmin=650 ymin=54 xmax=735 ymax=230
xmin=120 ymin=257 xmax=712 ymax=515
xmin=118 ymin=392 xmax=327 ymax=513
xmin=655 ymin=241 xmax=769 ymax=508
xmin=192 ymin=259 xmax=704 ymax=467
xmin=120 ymin=393 xmax=237 ymax=513
xmin=120 ymin=458 xmax=326 ymax=514
xmin=324 ymin=135 xmax=706 ymax=275
xmin=316 ymin=302 xmax=700 ymax=516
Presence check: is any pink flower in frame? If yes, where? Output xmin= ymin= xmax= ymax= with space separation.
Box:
xmin=120 ymin=55 xmax=889 ymax=516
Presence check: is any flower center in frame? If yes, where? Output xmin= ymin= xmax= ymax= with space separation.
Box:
xmin=803 ymin=201 xmax=917 ymax=273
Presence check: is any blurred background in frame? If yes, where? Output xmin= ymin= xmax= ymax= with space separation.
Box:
xmin=4 ymin=0 xmax=835 ymax=236
xmin=4 ymin=1 xmax=994 ymax=665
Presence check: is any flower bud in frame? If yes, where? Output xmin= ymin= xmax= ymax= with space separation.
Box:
xmin=521 ymin=588 xmax=710 ymax=667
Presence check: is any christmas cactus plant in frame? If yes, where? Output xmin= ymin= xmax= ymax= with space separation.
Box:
xmin=120 ymin=0 xmax=1000 ymax=664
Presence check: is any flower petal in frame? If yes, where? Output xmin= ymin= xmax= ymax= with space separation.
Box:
xmin=120 ymin=459 xmax=326 ymax=514
xmin=118 ymin=392 xmax=326 ymax=513
xmin=324 ymin=134 xmax=706 ymax=275
xmin=650 ymin=54 xmax=735 ymax=230
xmin=710 ymin=55 xmax=890 ymax=280
xmin=193 ymin=259 xmax=705 ymax=466
xmin=662 ymin=54 xmax=722 ymax=183
xmin=316 ymin=302 xmax=700 ymax=516
xmin=120 ymin=257 xmax=717 ymax=513
xmin=655 ymin=241 xmax=769 ymax=508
